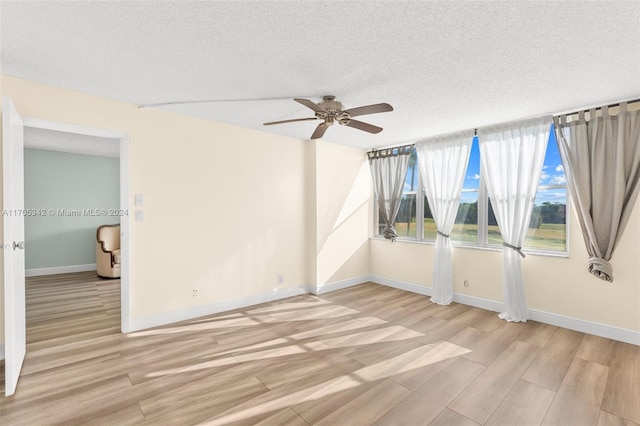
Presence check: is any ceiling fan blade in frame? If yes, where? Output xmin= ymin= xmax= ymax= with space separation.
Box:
xmin=263 ymin=117 xmax=318 ymax=126
xmin=294 ymin=98 xmax=326 ymax=113
xmin=344 ymin=119 xmax=383 ymax=134
xmin=343 ymin=103 xmax=393 ymax=118
xmin=311 ymin=123 xmax=329 ymax=139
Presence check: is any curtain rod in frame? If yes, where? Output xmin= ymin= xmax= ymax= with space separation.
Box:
xmin=368 ymin=144 xmax=414 ymax=158
xmin=553 ymin=97 xmax=640 ymax=118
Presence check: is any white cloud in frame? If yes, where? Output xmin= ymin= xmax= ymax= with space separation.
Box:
xmin=542 ymin=165 xmax=549 ymax=170
xmin=555 ymin=164 xmax=564 ymax=172
xmin=550 ymin=175 xmax=566 ymax=185
xmin=469 ymin=173 xmax=480 ymax=180
xmin=539 ymin=172 xmax=550 ymax=184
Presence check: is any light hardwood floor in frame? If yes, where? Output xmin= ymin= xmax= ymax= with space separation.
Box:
xmin=0 ymin=272 xmax=638 ymax=425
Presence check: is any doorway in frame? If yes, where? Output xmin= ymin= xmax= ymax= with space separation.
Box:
xmin=20 ymin=116 xmax=131 ymax=333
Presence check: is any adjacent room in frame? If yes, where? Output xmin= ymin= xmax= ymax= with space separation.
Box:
xmin=0 ymin=1 xmax=638 ymax=425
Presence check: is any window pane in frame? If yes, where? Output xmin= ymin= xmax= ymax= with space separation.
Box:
xmin=423 ymin=195 xmax=436 ymax=240
xmin=404 ymin=150 xmax=419 ymax=193
xmin=395 ymin=194 xmax=417 ymax=238
xmin=396 ymin=149 xmax=418 ymax=238
xmin=451 ymin=191 xmax=478 ymax=243
xmin=538 ymin=130 xmax=566 ymax=187
xmin=463 ymin=136 xmax=481 ymax=190
xmin=525 ymin=188 xmax=567 ymax=251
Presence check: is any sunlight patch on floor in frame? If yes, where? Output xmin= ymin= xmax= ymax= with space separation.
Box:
xmin=355 ymin=341 xmax=472 ymax=382
xmin=266 ymin=305 xmax=360 ymax=322
xmin=246 ymin=299 xmax=332 ymax=314
xmin=318 ymin=325 xmax=424 ymax=349
xmin=144 ymin=355 xmax=239 ymax=378
xmin=290 ymin=316 xmax=388 ymax=340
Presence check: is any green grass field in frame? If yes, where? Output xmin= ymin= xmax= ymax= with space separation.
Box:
xmin=394 ymin=219 xmax=566 ymax=251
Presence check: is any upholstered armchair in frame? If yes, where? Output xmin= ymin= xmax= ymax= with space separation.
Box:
xmin=96 ymin=224 xmax=121 ymax=278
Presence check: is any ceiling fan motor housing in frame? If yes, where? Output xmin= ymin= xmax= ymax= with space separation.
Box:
xmin=316 ymin=95 xmax=351 ymax=124
xmin=318 ymin=95 xmax=343 ymax=113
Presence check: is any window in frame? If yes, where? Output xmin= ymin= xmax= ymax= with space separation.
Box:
xmin=376 ymin=128 xmax=568 ymax=254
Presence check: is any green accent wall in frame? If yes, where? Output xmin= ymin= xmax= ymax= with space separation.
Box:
xmin=24 ymin=149 xmax=120 ymax=269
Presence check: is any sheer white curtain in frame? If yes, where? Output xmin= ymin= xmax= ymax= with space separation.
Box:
xmin=368 ymin=146 xmax=412 ymax=241
xmin=479 ymin=117 xmax=551 ymax=322
xmin=415 ymin=132 xmax=473 ymax=305
xmin=554 ymin=103 xmax=640 ymax=282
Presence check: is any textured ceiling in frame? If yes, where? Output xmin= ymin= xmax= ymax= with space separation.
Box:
xmin=2 ymin=1 xmax=639 ymax=149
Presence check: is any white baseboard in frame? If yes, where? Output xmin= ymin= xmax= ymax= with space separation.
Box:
xmin=0 ymin=343 xmax=4 ymax=361
xmin=26 ymin=264 xmax=96 ymax=277
xmin=452 ymin=292 xmax=505 ymax=313
xmin=527 ymin=309 xmax=640 ymax=346
xmin=369 ymin=275 xmax=432 ymax=296
xmin=369 ymin=275 xmax=640 ymax=346
xmin=128 ymin=286 xmax=308 ymax=332
xmin=313 ymin=275 xmax=370 ymax=295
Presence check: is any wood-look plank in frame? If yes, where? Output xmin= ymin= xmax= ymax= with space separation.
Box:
xmin=448 ymin=326 xmax=488 ymax=350
xmin=428 ymin=408 xmax=481 ymax=426
xmin=373 ymin=357 xmax=485 ymax=425
xmin=288 ymin=376 xmax=380 ymax=424
xmin=576 ymin=334 xmax=616 ymax=366
xmin=542 ymin=358 xmax=609 ymax=426
xmin=139 ymin=376 xmax=270 ymax=424
xmin=313 ymin=379 xmax=411 ymax=426
xmin=601 ymin=342 xmax=640 ymax=424
xmin=522 ymin=327 xmax=585 ymax=391
xmin=63 ymin=403 xmax=145 ymax=426
xmin=250 ymin=407 xmax=310 ymax=426
xmin=449 ymin=340 xmax=540 ymax=424
xmin=597 ymin=411 xmax=640 ymax=426
xmin=486 ymin=380 xmax=556 ymax=426
xmin=418 ymin=306 xmax=495 ymax=344
xmin=461 ymin=320 xmax=530 ymax=366
xmin=517 ymin=321 xmax=558 ymax=347
xmin=0 ymin=375 xmax=134 ymax=425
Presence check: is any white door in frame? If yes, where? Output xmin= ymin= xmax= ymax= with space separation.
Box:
xmin=2 ymin=97 xmax=26 ymax=397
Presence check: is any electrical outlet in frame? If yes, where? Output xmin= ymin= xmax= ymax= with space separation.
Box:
xmin=277 ymin=274 xmax=284 ymax=285
xmin=464 ymin=279 xmax=469 ymax=287
xmin=192 ymin=288 xmax=199 ymax=297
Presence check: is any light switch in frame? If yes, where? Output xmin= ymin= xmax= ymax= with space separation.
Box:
xmin=135 ymin=194 xmax=144 ymax=207
xmin=135 ymin=210 xmax=144 ymax=222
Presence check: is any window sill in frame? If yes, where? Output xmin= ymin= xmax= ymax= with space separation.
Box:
xmin=369 ymin=235 xmax=569 ymax=259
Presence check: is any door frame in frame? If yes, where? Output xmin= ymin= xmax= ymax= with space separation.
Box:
xmin=20 ymin=116 xmax=131 ymax=333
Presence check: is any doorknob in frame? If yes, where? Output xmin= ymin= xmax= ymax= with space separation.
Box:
xmin=13 ymin=241 xmax=25 ymax=250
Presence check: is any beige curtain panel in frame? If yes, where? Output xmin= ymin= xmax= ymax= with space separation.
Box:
xmin=554 ymin=102 xmax=640 ymax=282
xmin=368 ymin=145 xmax=413 ymax=241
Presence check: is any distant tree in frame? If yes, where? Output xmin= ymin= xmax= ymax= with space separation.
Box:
xmin=539 ymin=201 xmax=566 ymax=224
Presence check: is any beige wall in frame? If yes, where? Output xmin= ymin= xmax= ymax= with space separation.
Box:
xmin=313 ymin=140 xmax=371 ymax=287
xmin=0 ymin=75 xmax=368 ymax=345
xmin=371 ymin=201 xmax=640 ymax=332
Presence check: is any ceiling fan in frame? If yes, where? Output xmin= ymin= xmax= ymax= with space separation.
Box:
xmin=263 ymin=95 xmax=393 ymax=139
